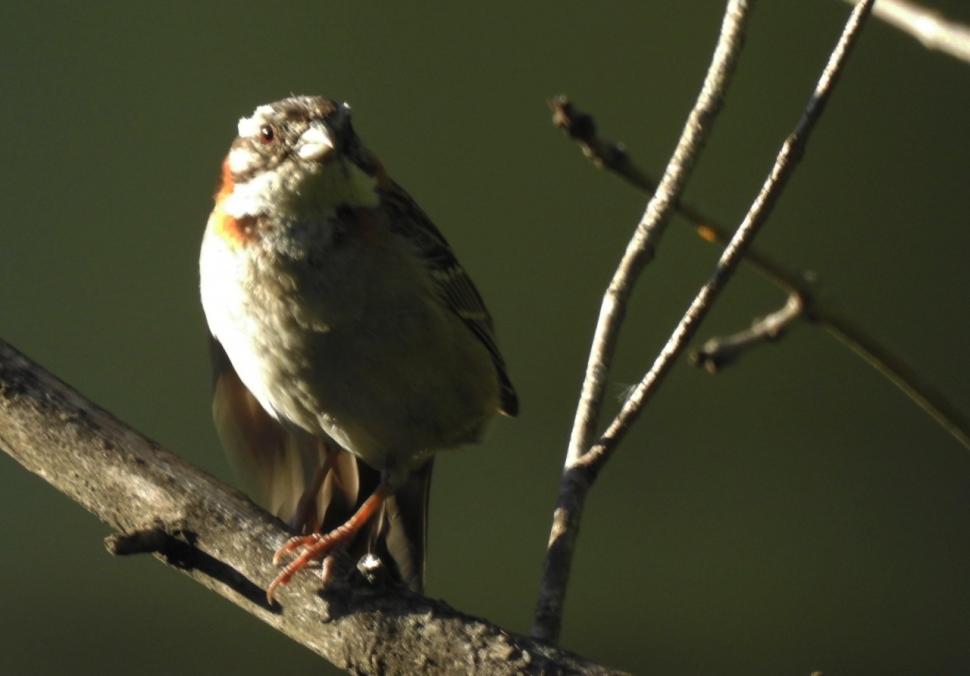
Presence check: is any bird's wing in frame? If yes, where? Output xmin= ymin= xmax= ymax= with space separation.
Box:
xmin=379 ymin=181 xmax=518 ymax=416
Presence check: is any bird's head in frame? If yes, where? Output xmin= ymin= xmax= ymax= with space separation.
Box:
xmin=213 ymin=96 xmax=384 ymax=235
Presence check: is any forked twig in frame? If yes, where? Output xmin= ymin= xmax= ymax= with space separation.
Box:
xmin=533 ymin=0 xmax=753 ymax=643
xmin=581 ymin=0 xmax=874 ymax=512
xmin=534 ymin=0 xmax=877 ymax=644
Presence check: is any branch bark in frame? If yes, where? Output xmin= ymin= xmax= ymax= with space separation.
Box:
xmin=0 ymin=338 xmax=620 ymax=676
xmin=533 ymin=0 xmax=753 ymax=644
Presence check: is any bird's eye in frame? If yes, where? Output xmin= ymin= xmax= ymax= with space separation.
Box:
xmin=259 ymin=124 xmax=275 ymax=143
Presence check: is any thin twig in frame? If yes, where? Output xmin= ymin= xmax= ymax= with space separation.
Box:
xmin=533 ymin=0 xmax=752 ymax=644
xmin=551 ymin=97 xmax=970 ymax=449
xmin=549 ymin=95 xmax=808 ymax=294
xmin=0 ymin=338 xmax=618 ymax=676
xmin=812 ymin=306 xmax=970 ymax=449
xmin=690 ymin=293 xmax=805 ymax=373
xmin=845 ymin=0 xmax=970 ymax=64
xmin=579 ymin=0 xmax=876 ymax=473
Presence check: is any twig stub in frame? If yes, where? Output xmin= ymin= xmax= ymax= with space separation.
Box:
xmin=691 ymin=293 xmax=805 ymax=373
xmin=550 ymin=95 xmax=655 ymax=192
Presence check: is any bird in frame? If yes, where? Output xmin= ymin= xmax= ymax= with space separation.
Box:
xmin=199 ymin=96 xmax=517 ymax=603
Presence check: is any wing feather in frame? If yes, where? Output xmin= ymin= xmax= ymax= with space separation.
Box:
xmin=379 ymin=181 xmax=518 ymax=416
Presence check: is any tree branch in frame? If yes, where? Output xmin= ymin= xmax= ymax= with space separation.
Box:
xmin=573 ymin=0 xmax=873 ymax=515
xmin=550 ymin=95 xmax=970 ymax=450
xmin=0 ymin=338 xmax=620 ymax=676
xmin=533 ymin=0 xmax=752 ymax=643
xmin=844 ymin=0 xmax=970 ymax=64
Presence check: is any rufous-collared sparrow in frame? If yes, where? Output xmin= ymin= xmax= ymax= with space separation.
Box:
xmin=199 ymin=96 xmax=517 ymax=602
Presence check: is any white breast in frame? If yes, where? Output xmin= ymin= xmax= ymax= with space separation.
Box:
xmin=200 ymin=209 xmax=500 ymax=473
xmin=199 ymin=218 xmax=283 ymax=421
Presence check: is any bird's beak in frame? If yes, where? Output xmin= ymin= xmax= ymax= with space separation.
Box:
xmin=297 ymin=121 xmax=335 ymax=161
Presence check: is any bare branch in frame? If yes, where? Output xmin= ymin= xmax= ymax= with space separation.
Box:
xmin=0 ymin=338 xmax=620 ymax=676
xmin=845 ymin=0 xmax=970 ymax=64
xmin=690 ymin=293 xmax=805 ymax=373
xmin=533 ymin=0 xmax=753 ymax=644
xmin=550 ymin=94 xmax=813 ymax=294
xmin=574 ymin=0 xmax=877 ymax=482
xmin=580 ymin=0 xmax=875 ymax=475
xmin=551 ymin=97 xmax=970 ymax=450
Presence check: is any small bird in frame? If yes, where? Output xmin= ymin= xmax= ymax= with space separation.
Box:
xmin=199 ymin=96 xmax=517 ymax=602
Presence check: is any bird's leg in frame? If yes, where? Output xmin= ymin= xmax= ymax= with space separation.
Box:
xmin=272 ymin=531 xmax=323 ymax=565
xmin=267 ymin=482 xmax=392 ymax=604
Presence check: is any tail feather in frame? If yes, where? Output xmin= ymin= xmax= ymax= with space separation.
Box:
xmin=367 ymin=459 xmax=433 ymax=592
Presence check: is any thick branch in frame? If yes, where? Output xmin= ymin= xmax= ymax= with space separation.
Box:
xmin=0 ymin=338 xmax=619 ymax=676
xmin=533 ymin=0 xmax=752 ymax=644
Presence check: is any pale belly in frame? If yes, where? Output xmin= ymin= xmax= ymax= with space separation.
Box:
xmin=200 ymin=227 xmax=500 ymax=473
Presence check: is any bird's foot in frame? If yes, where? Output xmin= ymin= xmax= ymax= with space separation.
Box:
xmin=272 ymin=533 xmax=322 ymax=566
xmin=266 ymin=484 xmax=390 ymax=604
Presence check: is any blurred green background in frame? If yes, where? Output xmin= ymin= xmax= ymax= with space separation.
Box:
xmin=1 ymin=2 xmax=968 ymax=674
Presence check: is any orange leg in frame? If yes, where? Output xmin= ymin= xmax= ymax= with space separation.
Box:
xmin=272 ymin=531 xmax=323 ymax=566
xmin=266 ymin=483 xmax=391 ymax=604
